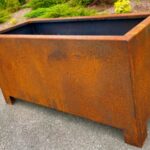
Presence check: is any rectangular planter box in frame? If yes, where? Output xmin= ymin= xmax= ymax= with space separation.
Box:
xmin=0 ymin=13 xmax=150 ymax=147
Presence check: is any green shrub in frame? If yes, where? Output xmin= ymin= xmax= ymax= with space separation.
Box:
xmin=114 ymin=0 xmax=132 ymax=13
xmin=9 ymin=18 xmax=18 ymax=24
xmin=26 ymin=0 xmax=96 ymax=9
xmin=0 ymin=10 xmax=10 ymax=23
xmin=6 ymin=0 xmax=21 ymax=12
xmin=0 ymin=0 xmax=6 ymax=9
xmin=42 ymin=4 xmax=96 ymax=18
xmin=19 ymin=0 xmax=26 ymax=5
xmin=0 ymin=0 xmax=21 ymax=12
xmin=25 ymin=8 xmax=50 ymax=18
xmin=69 ymin=0 xmax=94 ymax=6
xmin=25 ymin=4 xmax=97 ymax=18
xmin=27 ymin=0 xmax=68 ymax=9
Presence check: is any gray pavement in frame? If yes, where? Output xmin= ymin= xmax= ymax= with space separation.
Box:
xmin=0 ymin=89 xmax=150 ymax=150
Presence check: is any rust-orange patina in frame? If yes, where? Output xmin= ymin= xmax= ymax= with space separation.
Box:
xmin=0 ymin=13 xmax=150 ymax=147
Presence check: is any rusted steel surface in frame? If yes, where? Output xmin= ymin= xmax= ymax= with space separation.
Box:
xmin=0 ymin=13 xmax=150 ymax=147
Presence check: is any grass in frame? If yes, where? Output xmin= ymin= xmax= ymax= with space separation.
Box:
xmin=0 ymin=0 xmax=98 ymax=24
xmin=26 ymin=0 xmax=69 ymax=9
xmin=1 ymin=0 xmax=135 ymax=24
xmin=25 ymin=3 xmax=97 ymax=18
xmin=0 ymin=10 xmax=11 ymax=23
xmin=69 ymin=0 xmax=94 ymax=6
xmin=0 ymin=0 xmax=23 ymax=23
xmin=0 ymin=0 xmax=105 ymax=24
xmin=25 ymin=8 xmax=50 ymax=18
xmin=0 ymin=0 xmax=21 ymax=12
xmin=25 ymin=0 xmax=99 ymax=19
xmin=26 ymin=0 xmax=95 ymax=9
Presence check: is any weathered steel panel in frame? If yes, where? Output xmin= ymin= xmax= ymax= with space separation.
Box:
xmin=0 ymin=13 xmax=150 ymax=147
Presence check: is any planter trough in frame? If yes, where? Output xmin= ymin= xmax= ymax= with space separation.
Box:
xmin=0 ymin=13 xmax=150 ymax=147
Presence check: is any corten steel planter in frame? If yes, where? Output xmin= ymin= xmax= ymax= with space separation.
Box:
xmin=0 ymin=13 xmax=150 ymax=147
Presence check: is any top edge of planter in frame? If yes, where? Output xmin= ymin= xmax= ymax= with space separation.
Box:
xmin=124 ymin=13 xmax=150 ymax=41
xmin=0 ymin=13 xmax=150 ymax=41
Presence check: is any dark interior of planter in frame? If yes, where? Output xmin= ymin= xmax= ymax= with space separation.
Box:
xmin=1 ymin=17 xmax=145 ymax=36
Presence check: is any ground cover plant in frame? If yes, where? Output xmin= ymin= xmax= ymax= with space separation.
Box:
xmin=0 ymin=10 xmax=11 ymax=23
xmin=25 ymin=0 xmax=98 ymax=18
xmin=25 ymin=3 xmax=97 ymax=18
xmin=0 ymin=0 xmax=27 ymax=23
xmin=0 ymin=0 xmax=145 ymax=24
xmin=26 ymin=0 xmax=68 ymax=9
xmin=25 ymin=0 xmax=135 ymax=19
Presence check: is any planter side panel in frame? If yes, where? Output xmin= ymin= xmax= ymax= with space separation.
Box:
xmin=129 ymin=20 xmax=150 ymax=122
xmin=0 ymin=37 xmax=134 ymax=129
xmin=127 ymin=18 xmax=150 ymax=146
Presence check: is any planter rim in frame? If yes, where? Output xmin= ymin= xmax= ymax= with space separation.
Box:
xmin=125 ymin=14 xmax=150 ymax=41
xmin=0 ymin=13 xmax=150 ymax=41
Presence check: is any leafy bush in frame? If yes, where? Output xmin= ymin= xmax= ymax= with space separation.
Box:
xmin=102 ymin=0 xmax=116 ymax=4
xmin=0 ymin=0 xmax=25 ymax=23
xmin=69 ymin=0 xmax=94 ymax=6
xmin=0 ymin=0 xmax=21 ymax=12
xmin=9 ymin=18 xmax=18 ymax=24
xmin=27 ymin=0 xmax=68 ymax=9
xmin=69 ymin=0 xmax=116 ymax=6
xmin=25 ymin=4 xmax=97 ymax=18
xmin=19 ymin=0 xmax=26 ymax=5
xmin=43 ymin=4 xmax=96 ymax=18
xmin=0 ymin=10 xmax=10 ymax=23
xmin=25 ymin=8 xmax=50 ymax=18
xmin=114 ymin=0 xmax=132 ymax=13
xmin=0 ymin=0 xmax=6 ymax=9
xmin=6 ymin=0 xmax=21 ymax=12
xmin=26 ymin=0 xmax=98 ymax=9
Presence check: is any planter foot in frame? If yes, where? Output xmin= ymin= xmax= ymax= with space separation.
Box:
xmin=5 ymin=96 xmax=15 ymax=105
xmin=124 ymin=123 xmax=147 ymax=147
xmin=2 ymin=91 xmax=15 ymax=105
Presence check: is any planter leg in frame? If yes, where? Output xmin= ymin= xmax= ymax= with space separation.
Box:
xmin=5 ymin=96 xmax=15 ymax=105
xmin=124 ymin=122 xmax=147 ymax=147
xmin=1 ymin=91 xmax=15 ymax=105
